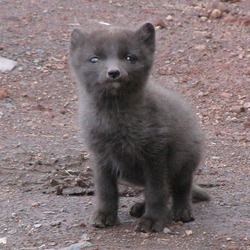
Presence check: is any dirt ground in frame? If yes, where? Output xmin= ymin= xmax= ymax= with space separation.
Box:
xmin=0 ymin=0 xmax=249 ymax=249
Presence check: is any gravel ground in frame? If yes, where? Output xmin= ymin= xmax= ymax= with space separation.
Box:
xmin=0 ymin=0 xmax=249 ymax=249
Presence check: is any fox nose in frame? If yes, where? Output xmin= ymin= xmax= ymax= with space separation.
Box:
xmin=107 ymin=69 xmax=121 ymax=79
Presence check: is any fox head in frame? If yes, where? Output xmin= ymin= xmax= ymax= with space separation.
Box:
xmin=70 ymin=23 xmax=155 ymax=99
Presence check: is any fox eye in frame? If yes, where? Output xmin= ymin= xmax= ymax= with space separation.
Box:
xmin=126 ymin=55 xmax=137 ymax=64
xmin=89 ymin=57 xmax=99 ymax=63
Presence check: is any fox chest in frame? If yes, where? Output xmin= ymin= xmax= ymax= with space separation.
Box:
xmin=94 ymin=124 xmax=143 ymax=158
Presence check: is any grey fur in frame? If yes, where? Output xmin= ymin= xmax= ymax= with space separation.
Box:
xmin=70 ymin=23 xmax=209 ymax=232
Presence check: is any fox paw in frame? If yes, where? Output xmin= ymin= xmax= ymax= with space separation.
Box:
xmin=92 ymin=211 xmax=117 ymax=228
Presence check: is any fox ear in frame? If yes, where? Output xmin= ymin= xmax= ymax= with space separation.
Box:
xmin=135 ymin=23 xmax=155 ymax=52
xmin=70 ymin=28 xmax=87 ymax=51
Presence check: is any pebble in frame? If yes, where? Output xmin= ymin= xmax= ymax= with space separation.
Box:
xmin=243 ymin=102 xmax=250 ymax=109
xmin=99 ymin=21 xmax=111 ymax=26
xmin=200 ymin=16 xmax=208 ymax=22
xmin=194 ymin=44 xmax=208 ymax=51
xmin=166 ymin=15 xmax=174 ymax=21
xmin=11 ymin=213 xmax=17 ymax=218
xmin=141 ymin=233 xmax=150 ymax=238
xmin=50 ymin=179 xmax=60 ymax=187
xmin=153 ymin=19 xmax=168 ymax=29
xmin=48 ymin=241 xmax=57 ymax=247
xmin=0 ymin=237 xmax=7 ymax=244
xmin=58 ymin=242 xmax=93 ymax=250
xmin=210 ymin=9 xmax=223 ymax=19
xmin=230 ymin=106 xmax=245 ymax=113
xmin=244 ymin=122 xmax=250 ymax=128
xmin=50 ymin=221 xmax=62 ymax=227
xmin=163 ymin=227 xmax=172 ymax=234
xmin=220 ymin=92 xmax=232 ymax=99
xmin=176 ymin=221 xmax=184 ymax=226
xmin=63 ymin=134 xmax=69 ymax=139
xmin=27 ymin=228 xmax=35 ymax=236
xmin=211 ymin=156 xmax=221 ymax=160
xmin=31 ymin=202 xmax=40 ymax=208
xmin=0 ymin=87 xmax=9 ymax=99
xmin=43 ymin=211 xmax=56 ymax=215
xmin=34 ymin=223 xmax=42 ymax=228
xmin=0 ymin=57 xmax=17 ymax=72
xmin=185 ymin=230 xmax=193 ymax=236
xmin=227 ymin=246 xmax=239 ymax=250
xmin=72 ymin=221 xmax=86 ymax=228
xmin=81 ymin=233 xmax=90 ymax=241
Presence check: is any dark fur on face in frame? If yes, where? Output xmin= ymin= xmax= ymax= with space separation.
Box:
xmin=70 ymin=23 xmax=210 ymax=232
xmin=70 ymin=23 xmax=154 ymax=101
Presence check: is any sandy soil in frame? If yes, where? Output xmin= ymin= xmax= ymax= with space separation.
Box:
xmin=0 ymin=0 xmax=249 ymax=249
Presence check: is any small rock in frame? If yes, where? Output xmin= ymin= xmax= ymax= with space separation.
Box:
xmin=66 ymin=169 xmax=80 ymax=176
xmin=59 ymin=242 xmax=93 ymax=250
xmin=194 ymin=44 xmax=208 ymax=51
xmin=163 ymin=227 xmax=171 ymax=234
xmin=48 ymin=241 xmax=57 ymax=247
xmin=50 ymin=179 xmax=60 ymax=187
xmin=0 ymin=237 xmax=7 ymax=244
xmin=61 ymin=207 xmax=70 ymax=213
xmin=222 ymin=0 xmax=240 ymax=3
xmin=227 ymin=246 xmax=239 ymax=250
xmin=11 ymin=213 xmax=17 ymax=218
xmin=43 ymin=211 xmax=56 ymax=215
xmin=166 ymin=15 xmax=173 ymax=21
xmin=27 ymin=228 xmax=35 ymax=236
xmin=60 ymin=108 xmax=67 ymax=114
xmin=56 ymin=185 xmax=64 ymax=195
xmin=50 ymin=221 xmax=61 ymax=227
xmin=158 ymin=68 xmax=168 ymax=75
xmin=211 ymin=156 xmax=221 ymax=160
xmin=63 ymin=187 xmax=86 ymax=196
xmin=81 ymin=233 xmax=90 ymax=241
xmin=223 ymin=15 xmax=236 ymax=23
xmin=99 ymin=21 xmax=111 ymax=26
xmin=32 ymin=104 xmax=47 ymax=111
xmin=226 ymin=237 xmax=232 ymax=241
xmin=153 ymin=19 xmax=168 ymax=29
xmin=0 ymin=57 xmax=17 ymax=72
xmin=0 ymin=87 xmax=9 ymax=99
xmin=243 ymin=102 xmax=250 ymax=109
xmin=220 ymin=92 xmax=232 ymax=99
xmin=210 ymin=9 xmax=223 ymax=19
xmin=141 ymin=233 xmax=150 ymax=238
xmin=72 ymin=220 xmax=86 ymax=228
xmin=34 ymin=223 xmax=42 ymax=228
xmin=230 ymin=106 xmax=245 ymax=113
xmin=31 ymin=202 xmax=40 ymax=208
xmin=198 ymin=91 xmax=209 ymax=97
xmin=243 ymin=122 xmax=250 ymax=129
xmin=63 ymin=134 xmax=69 ymax=139
xmin=240 ymin=18 xmax=250 ymax=27
xmin=176 ymin=221 xmax=184 ymax=226
xmin=185 ymin=230 xmax=193 ymax=236
xmin=200 ymin=16 xmax=208 ymax=22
